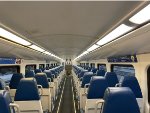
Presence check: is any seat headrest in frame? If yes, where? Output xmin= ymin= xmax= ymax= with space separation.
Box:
xmin=14 ymin=78 xmax=40 ymax=101
xmin=121 ymin=76 xmax=142 ymax=98
xmin=97 ymin=69 xmax=106 ymax=76
xmin=35 ymin=73 xmax=49 ymax=88
xmin=0 ymin=79 xmax=6 ymax=90
xmin=25 ymin=70 xmax=35 ymax=78
xmin=102 ymin=87 xmax=140 ymax=113
xmin=87 ymin=76 xmax=108 ymax=99
xmin=0 ymin=90 xmax=12 ymax=113
xmin=81 ymin=72 xmax=93 ymax=88
xmin=105 ymin=72 xmax=119 ymax=87
xmin=44 ymin=71 xmax=54 ymax=82
xmin=92 ymin=68 xmax=97 ymax=74
xmin=78 ymin=70 xmax=88 ymax=78
xmin=9 ymin=73 xmax=23 ymax=89
xmin=34 ymin=69 xmax=42 ymax=74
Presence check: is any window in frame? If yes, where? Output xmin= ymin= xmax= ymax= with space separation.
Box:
xmin=25 ymin=65 xmax=36 ymax=72
xmin=147 ymin=66 xmax=150 ymax=104
xmin=39 ymin=64 xmax=45 ymax=69
xmin=46 ymin=64 xmax=49 ymax=68
xmin=111 ymin=64 xmax=135 ymax=81
xmin=0 ymin=66 xmax=20 ymax=83
xmin=97 ymin=64 xmax=107 ymax=71
xmin=90 ymin=63 xmax=95 ymax=68
xmin=86 ymin=63 xmax=89 ymax=67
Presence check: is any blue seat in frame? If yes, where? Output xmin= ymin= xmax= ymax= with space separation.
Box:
xmin=0 ymin=79 xmax=6 ymax=90
xmin=0 ymin=90 xmax=14 ymax=113
xmin=91 ymin=68 xmax=97 ymax=74
xmin=9 ymin=73 xmax=23 ymax=89
xmin=34 ymin=69 xmax=42 ymax=74
xmin=44 ymin=70 xmax=54 ymax=82
xmin=120 ymin=75 xmax=143 ymax=98
xmin=35 ymin=73 xmax=49 ymax=88
xmin=97 ymin=69 xmax=106 ymax=76
xmin=78 ymin=70 xmax=88 ymax=79
xmin=104 ymin=72 xmax=119 ymax=87
xmin=25 ymin=70 xmax=35 ymax=78
xmin=87 ymin=76 xmax=108 ymax=99
xmin=14 ymin=78 xmax=40 ymax=101
xmin=102 ymin=87 xmax=140 ymax=113
xmin=81 ymin=72 xmax=93 ymax=88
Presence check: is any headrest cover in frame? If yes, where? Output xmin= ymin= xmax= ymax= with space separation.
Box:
xmin=105 ymin=72 xmax=119 ymax=87
xmin=97 ymin=69 xmax=106 ymax=76
xmin=0 ymin=90 xmax=12 ymax=113
xmin=0 ymin=79 xmax=6 ymax=90
xmin=25 ymin=70 xmax=35 ymax=78
xmin=81 ymin=72 xmax=93 ymax=88
xmin=35 ymin=73 xmax=49 ymax=88
xmin=121 ymin=76 xmax=143 ymax=98
xmin=102 ymin=87 xmax=140 ymax=113
xmin=14 ymin=78 xmax=40 ymax=101
xmin=9 ymin=73 xmax=23 ymax=89
xmin=34 ymin=69 xmax=42 ymax=74
xmin=87 ymin=76 xmax=108 ymax=99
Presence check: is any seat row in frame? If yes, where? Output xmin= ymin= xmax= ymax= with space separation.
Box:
xmin=0 ymin=65 xmax=65 ymax=113
xmin=72 ymin=65 xmax=143 ymax=113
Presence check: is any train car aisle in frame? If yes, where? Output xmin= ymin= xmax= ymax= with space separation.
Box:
xmin=53 ymin=75 xmax=76 ymax=113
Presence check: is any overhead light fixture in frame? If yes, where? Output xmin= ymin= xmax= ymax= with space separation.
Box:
xmin=97 ymin=24 xmax=133 ymax=46
xmin=87 ymin=44 xmax=99 ymax=52
xmin=0 ymin=27 xmax=31 ymax=46
xmin=74 ymin=51 xmax=89 ymax=61
xmin=43 ymin=51 xmax=53 ymax=56
xmin=29 ymin=45 xmax=45 ymax=52
xmin=129 ymin=4 xmax=150 ymax=24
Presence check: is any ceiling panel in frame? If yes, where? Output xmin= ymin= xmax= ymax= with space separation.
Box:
xmin=0 ymin=1 xmax=143 ymax=60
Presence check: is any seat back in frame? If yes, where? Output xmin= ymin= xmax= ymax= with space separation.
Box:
xmin=97 ymin=69 xmax=106 ymax=76
xmin=102 ymin=87 xmax=140 ymax=113
xmin=0 ymin=90 xmax=13 ymax=113
xmin=104 ymin=72 xmax=119 ymax=87
xmin=44 ymin=70 xmax=54 ymax=82
xmin=91 ymin=68 xmax=97 ymax=74
xmin=25 ymin=70 xmax=35 ymax=78
xmin=14 ymin=78 xmax=40 ymax=101
xmin=121 ymin=75 xmax=142 ymax=98
xmin=35 ymin=73 xmax=49 ymax=88
xmin=87 ymin=76 xmax=108 ymax=99
xmin=0 ymin=79 xmax=6 ymax=90
xmin=34 ymin=69 xmax=42 ymax=74
xmin=81 ymin=72 xmax=93 ymax=88
xmin=9 ymin=73 xmax=23 ymax=89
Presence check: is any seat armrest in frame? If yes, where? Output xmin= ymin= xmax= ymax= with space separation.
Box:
xmin=10 ymin=103 xmax=20 ymax=113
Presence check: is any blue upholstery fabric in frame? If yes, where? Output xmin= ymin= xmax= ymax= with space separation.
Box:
xmin=92 ymin=68 xmax=97 ymax=74
xmin=35 ymin=73 xmax=49 ymax=88
xmin=34 ymin=69 xmax=42 ymax=74
xmin=78 ymin=70 xmax=88 ymax=78
xmin=121 ymin=75 xmax=143 ymax=98
xmin=102 ymin=87 xmax=140 ymax=113
xmin=44 ymin=70 xmax=54 ymax=82
xmin=87 ymin=76 xmax=108 ymax=99
xmin=96 ymin=70 xmax=106 ymax=76
xmin=9 ymin=73 xmax=23 ymax=89
xmin=0 ymin=90 xmax=13 ymax=113
xmin=105 ymin=72 xmax=119 ymax=87
xmin=0 ymin=79 xmax=6 ymax=90
xmin=81 ymin=72 xmax=93 ymax=88
xmin=25 ymin=70 xmax=35 ymax=78
xmin=14 ymin=78 xmax=40 ymax=101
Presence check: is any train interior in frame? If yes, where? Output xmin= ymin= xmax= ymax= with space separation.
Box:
xmin=0 ymin=1 xmax=150 ymax=113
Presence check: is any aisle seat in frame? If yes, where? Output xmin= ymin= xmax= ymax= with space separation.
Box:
xmin=102 ymin=87 xmax=140 ymax=113
xmin=35 ymin=73 xmax=52 ymax=112
xmin=35 ymin=69 xmax=42 ymax=74
xmin=83 ymin=76 xmax=108 ymax=113
xmin=104 ymin=72 xmax=119 ymax=87
xmin=14 ymin=78 xmax=43 ymax=113
xmin=96 ymin=70 xmax=105 ymax=76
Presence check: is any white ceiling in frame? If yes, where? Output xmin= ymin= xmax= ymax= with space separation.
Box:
xmin=0 ymin=1 xmax=144 ymax=60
